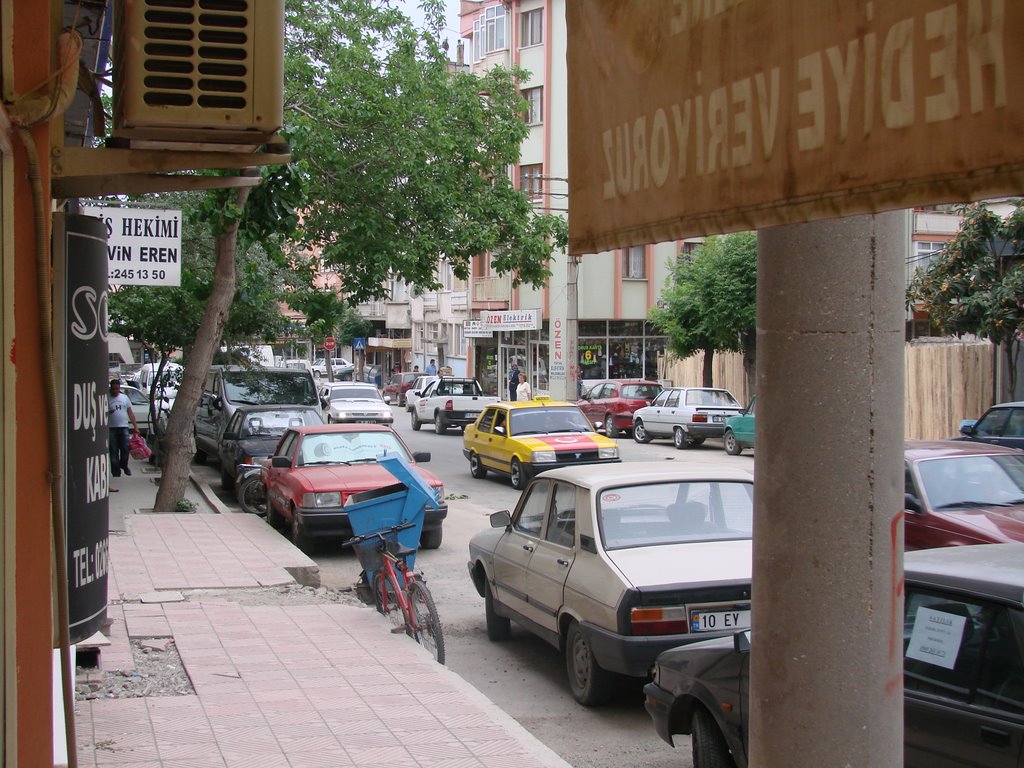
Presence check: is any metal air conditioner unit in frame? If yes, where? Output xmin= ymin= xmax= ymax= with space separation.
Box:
xmin=112 ymin=0 xmax=284 ymax=143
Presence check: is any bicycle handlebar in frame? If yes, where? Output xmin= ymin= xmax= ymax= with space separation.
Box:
xmin=342 ymin=520 xmax=416 ymax=549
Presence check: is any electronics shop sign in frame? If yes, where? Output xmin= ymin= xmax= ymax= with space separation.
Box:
xmin=83 ymin=207 xmax=182 ymax=287
xmin=568 ymin=1 xmax=1024 ymax=253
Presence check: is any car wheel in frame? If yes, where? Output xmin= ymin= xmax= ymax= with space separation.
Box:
xmin=194 ymin=438 xmax=207 ymax=464
xmin=692 ymin=707 xmax=736 ymax=768
xmin=484 ymin=580 xmax=511 ymax=641
xmin=469 ymin=453 xmax=488 ymax=479
xmin=399 ymin=394 xmax=406 ymax=407
xmin=220 ymin=466 xmax=234 ymax=491
xmin=411 ymin=410 xmax=422 ymax=431
xmin=604 ymin=414 xmax=619 ymax=438
xmin=633 ymin=420 xmax=652 ymax=444
xmin=565 ymin=621 xmax=614 ymax=706
xmin=434 ymin=411 xmax=447 ymax=435
xmin=420 ymin=527 xmax=443 ymax=550
xmin=510 ymin=458 xmax=530 ymax=490
xmin=264 ymin=493 xmax=284 ymax=529
xmin=723 ymin=429 xmax=743 ymax=456
xmin=290 ymin=508 xmax=313 ymax=554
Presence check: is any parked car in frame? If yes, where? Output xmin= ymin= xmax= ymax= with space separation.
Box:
xmin=216 ymin=405 xmax=323 ymax=490
xmin=643 ymin=543 xmax=1024 ymax=768
xmin=632 ymin=387 xmax=743 ymax=448
xmin=193 ymin=365 xmax=319 ymax=464
xmin=383 ymin=372 xmax=421 ymax=407
xmin=576 ymin=379 xmax=663 ymax=438
xmin=119 ymin=383 xmax=154 ymax=437
xmin=468 ymin=463 xmax=754 ymax=705
xmin=955 ymin=400 xmax=1024 ymax=450
xmin=410 ymin=376 xmax=500 ymax=433
xmin=462 ymin=399 xmax=620 ymax=490
xmin=904 ymin=440 xmax=1024 ymax=549
xmin=261 ymin=423 xmax=447 ymax=552
xmin=405 ymin=375 xmax=439 ymax=412
xmin=318 ymin=382 xmax=393 ymax=425
xmin=722 ymin=396 xmax=756 ymax=455
xmin=311 ymin=357 xmax=351 ymax=378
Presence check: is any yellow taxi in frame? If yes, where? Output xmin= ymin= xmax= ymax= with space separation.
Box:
xmin=462 ymin=397 xmax=621 ymax=489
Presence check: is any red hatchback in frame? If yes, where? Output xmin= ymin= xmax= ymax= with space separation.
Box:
xmin=904 ymin=440 xmax=1024 ymax=549
xmin=262 ymin=423 xmax=447 ymax=553
xmin=383 ymin=372 xmax=420 ymax=407
xmin=576 ymin=379 xmax=663 ymax=438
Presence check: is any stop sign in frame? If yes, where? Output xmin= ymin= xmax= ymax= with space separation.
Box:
xmin=323 ymin=337 xmax=336 ymax=351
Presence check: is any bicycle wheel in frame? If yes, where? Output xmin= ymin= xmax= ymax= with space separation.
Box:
xmin=372 ymin=567 xmax=406 ymax=631
xmin=406 ymin=579 xmax=445 ymax=664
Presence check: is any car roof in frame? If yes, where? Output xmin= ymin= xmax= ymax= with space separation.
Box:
xmin=289 ymin=423 xmax=395 ymax=436
xmin=233 ymin=404 xmax=322 ymax=415
xmin=904 ymin=544 xmax=1024 ymax=607
xmin=980 ymin=401 xmax=1024 ymax=409
xmin=662 ymin=386 xmax=733 ymax=392
xmin=904 ymin=439 xmax=1024 ymax=461
xmin=591 ymin=379 xmax=661 ymax=385
xmin=536 ymin=461 xmax=754 ymax=489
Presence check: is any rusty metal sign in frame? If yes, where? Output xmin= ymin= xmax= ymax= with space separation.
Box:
xmin=568 ymin=0 xmax=1023 ymax=254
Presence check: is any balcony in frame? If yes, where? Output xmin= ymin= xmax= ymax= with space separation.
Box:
xmin=471 ymin=274 xmax=511 ymax=304
xmin=357 ymin=300 xmax=386 ymax=320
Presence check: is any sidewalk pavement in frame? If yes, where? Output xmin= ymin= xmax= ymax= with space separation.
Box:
xmin=75 ymin=466 xmax=571 ymax=768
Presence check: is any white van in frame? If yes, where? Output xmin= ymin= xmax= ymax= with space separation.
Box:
xmin=137 ymin=361 xmax=183 ymax=403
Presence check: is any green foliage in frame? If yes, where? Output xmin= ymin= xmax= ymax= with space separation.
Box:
xmin=650 ymin=233 xmax=758 ymax=361
xmin=282 ymin=0 xmax=564 ymax=302
xmin=908 ymin=201 xmax=1024 ymax=396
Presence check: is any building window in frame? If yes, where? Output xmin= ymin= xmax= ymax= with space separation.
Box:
xmin=523 ymin=87 xmax=542 ymax=125
xmin=473 ymin=4 xmax=507 ymax=60
xmin=520 ymin=164 xmax=543 ymax=201
xmin=622 ymin=245 xmax=646 ymax=278
xmin=911 ymin=240 xmax=947 ymax=273
xmin=521 ymin=8 xmax=543 ymax=47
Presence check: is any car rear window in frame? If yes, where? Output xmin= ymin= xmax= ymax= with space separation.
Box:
xmin=621 ymin=384 xmax=661 ymax=399
xmin=686 ymin=389 xmax=739 ymax=407
xmin=598 ymin=480 xmax=754 ymax=549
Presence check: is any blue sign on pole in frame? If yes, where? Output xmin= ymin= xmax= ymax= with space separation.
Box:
xmin=353 ymin=338 xmax=366 ymax=351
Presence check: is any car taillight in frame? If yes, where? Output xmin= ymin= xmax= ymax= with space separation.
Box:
xmin=631 ymin=606 xmax=689 ymax=636
xmin=445 ymin=399 xmax=454 ymax=411
xmin=692 ymin=413 xmax=708 ymax=423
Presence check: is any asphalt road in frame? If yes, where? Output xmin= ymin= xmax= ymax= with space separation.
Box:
xmin=195 ymin=404 xmax=755 ymax=768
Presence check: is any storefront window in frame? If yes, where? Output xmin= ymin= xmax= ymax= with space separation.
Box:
xmin=579 ymin=339 xmax=606 ymax=380
xmin=579 ymin=320 xmax=607 ymax=336
xmin=609 ymin=338 xmax=644 ymax=379
xmin=617 ymin=320 xmax=644 ymax=336
xmin=644 ymin=338 xmax=666 ymax=381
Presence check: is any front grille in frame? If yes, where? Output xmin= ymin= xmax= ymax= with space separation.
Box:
xmin=554 ymin=450 xmax=600 ymax=464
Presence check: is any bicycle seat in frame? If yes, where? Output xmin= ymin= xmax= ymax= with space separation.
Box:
xmin=386 ymin=539 xmax=417 ymax=559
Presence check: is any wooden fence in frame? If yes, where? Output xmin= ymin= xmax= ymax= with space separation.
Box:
xmin=662 ymin=340 xmax=994 ymax=440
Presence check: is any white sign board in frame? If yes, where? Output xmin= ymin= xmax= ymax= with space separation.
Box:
xmin=905 ymin=606 xmax=968 ymax=670
xmin=479 ymin=309 xmax=542 ymax=331
xmin=464 ymin=320 xmax=494 ymax=338
xmin=83 ymin=207 xmax=182 ymax=287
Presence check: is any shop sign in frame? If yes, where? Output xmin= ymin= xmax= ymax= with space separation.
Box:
xmin=82 ymin=206 xmax=182 ymax=286
xmin=480 ymin=309 xmax=542 ymax=331
xmin=464 ymin=320 xmax=494 ymax=338
xmin=567 ymin=0 xmax=1024 ymax=253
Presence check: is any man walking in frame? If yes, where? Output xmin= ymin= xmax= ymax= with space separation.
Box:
xmin=426 ymin=358 xmax=437 ymax=375
xmin=508 ymin=361 xmax=519 ymax=401
xmin=108 ymin=379 xmax=139 ymax=477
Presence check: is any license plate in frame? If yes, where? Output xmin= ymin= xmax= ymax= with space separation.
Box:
xmin=465 ymin=412 xmax=479 ymax=417
xmin=712 ymin=415 xmax=725 ymax=423
xmin=690 ymin=607 xmax=751 ymax=633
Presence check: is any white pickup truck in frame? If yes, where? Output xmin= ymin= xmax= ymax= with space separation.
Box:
xmin=410 ymin=377 xmax=499 ymax=434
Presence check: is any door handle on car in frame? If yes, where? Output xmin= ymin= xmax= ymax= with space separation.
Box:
xmin=522 ymin=543 xmax=534 ymax=552
xmin=980 ymin=725 xmax=1010 ymax=748
xmin=557 ymin=558 xmax=570 ymax=566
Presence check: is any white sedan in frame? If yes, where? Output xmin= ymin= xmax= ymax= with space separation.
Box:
xmin=318 ymin=382 xmax=393 ymax=424
xmin=467 ymin=462 xmax=753 ymax=706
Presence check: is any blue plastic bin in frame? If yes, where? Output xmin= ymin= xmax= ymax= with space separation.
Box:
xmin=344 ymin=452 xmax=440 ymax=578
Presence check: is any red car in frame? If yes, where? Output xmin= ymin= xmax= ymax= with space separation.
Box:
xmin=262 ymin=423 xmax=447 ymax=553
xmin=383 ymin=372 xmax=420 ymax=407
xmin=576 ymin=379 xmax=663 ymax=438
xmin=904 ymin=439 xmax=1024 ymax=549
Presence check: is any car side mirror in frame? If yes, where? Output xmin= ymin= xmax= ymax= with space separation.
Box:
xmin=959 ymin=420 xmax=977 ymax=436
xmin=904 ymin=493 xmax=922 ymax=514
xmin=490 ymin=510 xmax=511 ymax=529
xmin=412 ymin=451 xmax=431 ymax=462
xmin=213 ymin=395 xmax=223 ymax=411
xmin=271 ymin=456 xmax=291 ymax=468
xmin=221 ymin=431 xmax=238 ymax=441
xmin=320 ymin=397 xmax=329 ymax=408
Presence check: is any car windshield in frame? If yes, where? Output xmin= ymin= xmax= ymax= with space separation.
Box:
xmin=330 ymin=386 xmax=381 ymax=402
xmin=241 ymin=410 xmax=320 ymax=438
xmin=510 ymin=407 xmax=593 ymax=435
xmin=224 ymin=371 xmax=317 ymax=406
xmin=297 ymin=431 xmax=410 ymax=466
xmin=598 ymin=480 xmax=754 ymax=549
xmin=916 ymin=454 xmax=1024 ymax=509
xmin=621 ymin=384 xmax=661 ymax=399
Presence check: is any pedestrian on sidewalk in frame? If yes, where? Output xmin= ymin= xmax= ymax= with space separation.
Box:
xmin=508 ymin=361 xmax=519 ymax=401
xmin=516 ymin=372 xmax=533 ymax=401
xmin=108 ymin=379 xmax=139 ymax=477
xmin=426 ymin=358 xmax=437 ymax=375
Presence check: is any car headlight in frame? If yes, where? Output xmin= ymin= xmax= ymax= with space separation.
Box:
xmin=301 ymin=491 xmax=342 ymax=508
xmin=532 ymin=450 xmax=557 ymax=464
xmin=598 ymin=447 xmax=619 ymax=459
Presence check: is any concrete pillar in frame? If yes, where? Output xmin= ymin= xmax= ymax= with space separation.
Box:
xmin=750 ymin=213 xmax=906 ymax=767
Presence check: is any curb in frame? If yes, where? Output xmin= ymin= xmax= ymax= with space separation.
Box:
xmin=188 ymin=473 xmax=233 ymax=516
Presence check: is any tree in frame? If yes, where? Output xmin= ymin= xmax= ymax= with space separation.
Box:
xmin=283 ymin=0 xmax=567 ymax=299
xmin=908 ymin=202 xmax=1024 ymax=399
xmin=650 ymin=233 xmax=757 ymax=390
